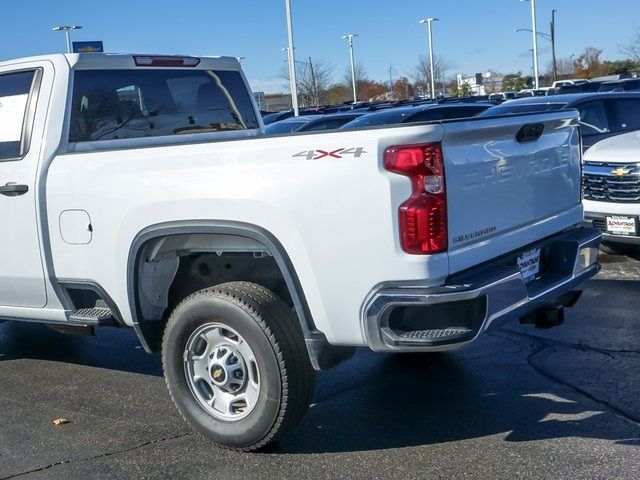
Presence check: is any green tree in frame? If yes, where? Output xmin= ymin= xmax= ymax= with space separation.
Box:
xmin=609 ymin=59 xmax=640 ymax=76
xmin=501 ymin=73 xmax=528 ymax=92
xmin=451 ymin=82 xmax=472 ymax=97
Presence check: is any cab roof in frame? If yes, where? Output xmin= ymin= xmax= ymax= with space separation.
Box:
xmin=0 ymin=53 xmax=241 ymax=71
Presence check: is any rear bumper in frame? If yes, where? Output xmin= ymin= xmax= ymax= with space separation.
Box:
xmin=361 ymin=227 xmax=602 ymax=352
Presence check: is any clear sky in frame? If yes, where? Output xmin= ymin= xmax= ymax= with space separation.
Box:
xmin=0 ymin=0 xmax=637 ymax=93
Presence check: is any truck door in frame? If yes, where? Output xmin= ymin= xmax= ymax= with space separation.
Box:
xmin=0 ymin=66 xmax=47 ymax=307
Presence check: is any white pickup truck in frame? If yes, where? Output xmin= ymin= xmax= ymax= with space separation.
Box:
xmin=0 ymin=53 xmax=601 ymax=451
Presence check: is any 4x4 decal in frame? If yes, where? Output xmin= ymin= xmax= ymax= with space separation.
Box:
xmin=293 ymin=147 xmax=367 ymax=160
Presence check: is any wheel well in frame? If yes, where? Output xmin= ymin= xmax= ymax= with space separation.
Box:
xmin=133 ymin=232 xmax=300 ymax=353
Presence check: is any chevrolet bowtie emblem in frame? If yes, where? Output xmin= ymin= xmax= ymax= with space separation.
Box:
xmin=612 ymin=166 xmax=632 ymax=177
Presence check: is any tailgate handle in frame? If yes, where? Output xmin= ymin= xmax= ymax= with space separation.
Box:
xmin=516 ymin=123 xmax=544 ymax=143
xmin=0 ymin=183 xmax=29 ymax=196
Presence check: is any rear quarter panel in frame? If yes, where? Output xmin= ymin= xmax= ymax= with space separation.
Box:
xmin=45 ymin=125 xmax=451 ymax=346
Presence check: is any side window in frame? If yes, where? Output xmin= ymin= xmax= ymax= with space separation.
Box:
xmin=304 ymin=118 xmax=349 ymax=131
xmin=409 ymin=110 xmax=444 ymax=123
xmin=576 ymin=101 xmax=610 ymax=136
xmin=441 ymin=107 xmax=486 ymax=119
xmin=0 ymin=70 xmax=35 ymax=160
xmin=609 ymin=99 xmax=640 ymax=132
xmin=69 ymin=69 xmax=259 ymax=142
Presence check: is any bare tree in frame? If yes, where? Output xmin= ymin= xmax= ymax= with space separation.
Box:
xmin=279 ymin=58 xmax=335 ymax=107
xmin=342 ymin=62 xmax=368 ymax=94
xmin=573 ymin=47 xmax=612 ymax=78
xmin=413 ymin=54 xmax=451 ymax=97
xmin=545 ymin=57 xmax=574 ymax=78
xmin=70 ymin=90 xmax=150 ymax=141
xmin=620 ymin=25 xmax=640 ymax=63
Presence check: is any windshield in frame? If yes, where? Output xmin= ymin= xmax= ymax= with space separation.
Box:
xmin=477 ymin=102 xmax=567 ymax=117
xmin=340 ymin=111 xmax=410 ymax=129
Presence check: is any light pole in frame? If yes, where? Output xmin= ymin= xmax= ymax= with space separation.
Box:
xmin=284 ymin=0 xmax=299 ymax=116
xmin=52 ymin=25 xmax=82 ymax=53
xmin=419 ymin=18 xmax=439 ymax=100
xmin=520 ymin=0 xmax=540 ymax=89
xmin=550 ymin=9 xmax=557 ymax=82
xmin=342 ymin=34 xmax=359 ymax=103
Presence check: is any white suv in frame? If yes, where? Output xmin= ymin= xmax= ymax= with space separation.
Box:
xmin=583 ymin=130 xmax=640 ymax=255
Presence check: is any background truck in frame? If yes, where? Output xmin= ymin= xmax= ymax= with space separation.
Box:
xmin=0 ymin=52 xmax=600 ymax=451
xmin=583 ymin=130 xmax=640 ymax=256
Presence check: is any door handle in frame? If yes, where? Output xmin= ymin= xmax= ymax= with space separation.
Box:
xmin=0 ymin=183 xmax=29 ymax=196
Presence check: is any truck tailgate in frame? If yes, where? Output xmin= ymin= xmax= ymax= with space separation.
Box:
xmin=442 ymin=111 xmax=583 ymax=274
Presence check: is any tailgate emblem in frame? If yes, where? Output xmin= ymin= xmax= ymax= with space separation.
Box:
xmin=293 ymin=147 xmax=366 ymax=160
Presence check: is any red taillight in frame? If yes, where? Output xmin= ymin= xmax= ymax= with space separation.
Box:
xmin=133 ymin=55 xmax=201 ymax=67
xmin=384 ymin=143 xmax=447 ymax=254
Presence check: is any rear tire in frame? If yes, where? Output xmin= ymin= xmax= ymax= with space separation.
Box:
xmin=600 ymin=241 xmax=638 ymax=257
xmin=162 ymin=282 xmax=315 ymax=451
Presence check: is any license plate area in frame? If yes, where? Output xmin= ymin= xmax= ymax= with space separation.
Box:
xmin=605 ymin=215 xmax=638 ymax=236
xmin=517 ymin=248 xmax=542 ymax=283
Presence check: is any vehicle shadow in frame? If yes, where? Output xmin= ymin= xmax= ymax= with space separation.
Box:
xmin=1 ymin=282 xmax=638 ymax=456
xmin=0 ymin=321 xmax=163 ymax=377
xmin=271 ymin=344 xmax=640 ymax=454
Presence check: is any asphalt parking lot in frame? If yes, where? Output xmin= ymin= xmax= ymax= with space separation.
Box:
xmin=1 ymin=252 xmax=639 ymax=480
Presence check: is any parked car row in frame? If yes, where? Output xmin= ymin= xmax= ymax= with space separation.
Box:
xmin=477 ymin=92 xmax=640 ymax=149
xmin=264 ymin=100 xmax=496 ymax=135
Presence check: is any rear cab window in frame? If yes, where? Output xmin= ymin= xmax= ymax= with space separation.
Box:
xmin=0 ymin=70 xmax=36 ymax=159
xmin=69 ymin=68 xmax=259 ymax=143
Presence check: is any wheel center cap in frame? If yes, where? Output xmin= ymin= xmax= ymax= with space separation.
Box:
xmin=211 ymin=364 xmax=226 ymax=384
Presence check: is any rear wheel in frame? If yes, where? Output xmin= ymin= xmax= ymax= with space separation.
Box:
xmin=162 ymin=282 xmax=315 ymax=451
xmin=600 ymin=241 xmax=638 ymax=257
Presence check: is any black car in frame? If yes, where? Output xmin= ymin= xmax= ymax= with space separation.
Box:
xmin=339 ymin=103 xmax=493 ymax=130
xmin=262 ymin=109 xmax=324 ymax=125
xmin=264 ymin=116 xmax=316 ymax=135
xmin=477 ymin=92 xmax=640 ymax=149
xmin=598 ymin=78 xmax=640 ymax=92
xmin=295 ymin=112 xmax=367 ymax=132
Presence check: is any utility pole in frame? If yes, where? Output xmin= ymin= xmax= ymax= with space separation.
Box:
xmin=389 ymin=66 xmax=393 ymax=97
xmin=308 ymin=57 xmax=318 ymax=106
xmin=284 ymin=0 xmax=299 ymax=116
xmin=551 ymin=9 xmax=558 ymax=82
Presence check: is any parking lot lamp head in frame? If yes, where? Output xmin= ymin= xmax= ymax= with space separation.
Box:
xmin=52 ymin=25 xmax=82 ymax=54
